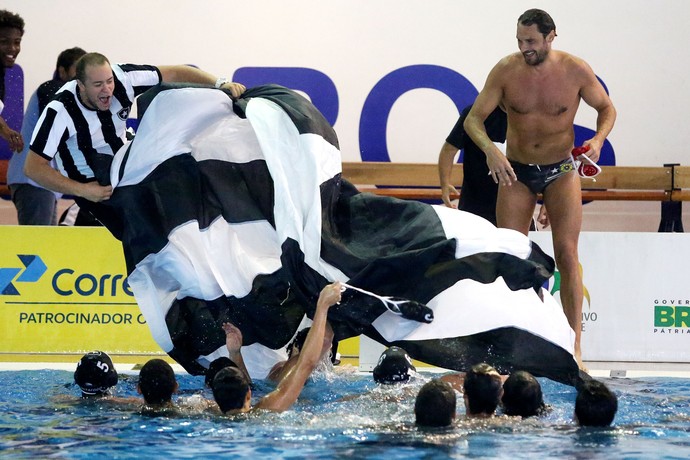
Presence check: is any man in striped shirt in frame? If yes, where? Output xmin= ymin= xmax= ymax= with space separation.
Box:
xmin=24 ymin=52 xmax=245 ymax=237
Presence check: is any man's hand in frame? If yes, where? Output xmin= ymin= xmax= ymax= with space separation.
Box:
xmin=486 ymin=148 xmax=517 ymax=186
xmin=318 ymin=282 xmax=342 ymax=310
xmin=582 ymin=138 xmax=603 ymax=163
xmin=222 ymin=322 xmax=243 ymax=354
xmin=79 ymin=182 xmax=113 ymax=202
xmin=0 ymin=125 xmax=24 ymax=152
xmin=441 ymin=184 xmax=459 ymax=208
xmin=221 ymin=82 xmax=246 ymax=98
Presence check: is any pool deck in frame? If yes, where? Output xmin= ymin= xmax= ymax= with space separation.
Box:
xmin=2 ymin=355 xmax=690 ymax=379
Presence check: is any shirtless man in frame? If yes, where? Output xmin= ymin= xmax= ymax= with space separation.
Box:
xmin=464 ymin=9 xmax=616 ymax=369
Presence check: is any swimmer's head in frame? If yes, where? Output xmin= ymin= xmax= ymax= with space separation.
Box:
xmin=463 ymin=363 xmax=503 ymax=416
xmin=74 ymin=351 xmax=118 ymax=397
xmin=212 ymin=366 xmax=251 ymax=413
xmin=205 ymin=357 xmax=238 ymax=387
xmin=373 ymin=346 xmax=416 ymax=384
xmin=138 ymin=359 xmax=178 ymax=405
xmin=501 ymin=370 xmax=546 ymax=417
xmin=575 ymin=379 xmax=618 ymax=427
xmin=415 ymin=379 xmax=457 ymax=427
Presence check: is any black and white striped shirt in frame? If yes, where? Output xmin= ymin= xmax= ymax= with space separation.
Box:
xmin=30 ymin=63 xmax=161 ymax=184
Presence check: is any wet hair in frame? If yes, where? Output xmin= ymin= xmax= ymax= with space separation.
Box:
xmin=518 ymin=9 xmax=556 ymax=38
xmin=138 ymin=359 xmax=177 ymax=405
xmin=373 ymin=346 xmax=416 ymax=384
xmin=287 ymin=328 xmax=310 ymax=359
xmin=212 ymin=366 xmax=251 ymax=413
xmin=0 ymin=10 xmax=24 ymax=34
xmin=575 ymin=379 xmax=618 ymax=427
xmin=204 ymin=357 xmax=238 ymax=387
xmin=56 ymin=47 xmax=87 ymax=73
xmin=501 ymin=370 xmax=545 ymax=417
xmin=415 ymin=379 xmax=456 ymax=427
xmin=75 ymin=52 xmax=110 ymax=83
xmin=74 ymin=351 xmax=118 ymax=397
xmin=463 ymin=363 xmax=503 ymax=416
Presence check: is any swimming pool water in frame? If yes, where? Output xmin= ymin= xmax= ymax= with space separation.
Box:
xmin=0 ymin=367 xmax=689 ymax=459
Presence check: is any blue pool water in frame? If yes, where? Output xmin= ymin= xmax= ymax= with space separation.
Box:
xmin=1 ymin=367 xmax=689 ymax=459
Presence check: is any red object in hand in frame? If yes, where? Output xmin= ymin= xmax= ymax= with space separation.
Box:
xmin=572 ymin=145 xmax=591 ymax=156
xmin=571 ymin=145 xmax=600 ymax=178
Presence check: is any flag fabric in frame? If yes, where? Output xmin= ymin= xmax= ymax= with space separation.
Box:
xmin=106 ymin=84 xmax=580 ymax=385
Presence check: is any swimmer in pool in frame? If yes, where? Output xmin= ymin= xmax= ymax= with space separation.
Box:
xmin=59 ymin=350 xmax=140 ymax=407
xmin=575 ymin=379 xmax=618 ymax=426
xmin=137 ymin=358 xmax=216 ymax=414
xmin=501 ymin=370 xmax=549 ymax=417
xmin=212 ymin=282 xmax=341 ymax=414
xmin=440 ymin=363 xmax=505 ymax=418
xmin=415 ymin=379 xmax=457 ymax=427
xmin=266 ymin=323 xmax=334 ymax=384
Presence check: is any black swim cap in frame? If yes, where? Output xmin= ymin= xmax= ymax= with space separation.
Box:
xmin=74 ymin=351 xmax=118 ymax=396
xmin=373 ymin=346 xmax=416 ymax=384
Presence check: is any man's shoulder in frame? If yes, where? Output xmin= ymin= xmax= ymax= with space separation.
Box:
xmin=554 ymin=50 xmax=589 ymax=69
xmin=490 ymin=53 xmax=524 ymax=78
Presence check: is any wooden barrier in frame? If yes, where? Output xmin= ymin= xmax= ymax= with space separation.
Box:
xmin=673 ymin=166 xmax=690 ymax=202
xmin=342 ymin=162 xmax=675 ymax=202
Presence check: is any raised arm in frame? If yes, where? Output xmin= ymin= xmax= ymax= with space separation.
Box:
xmin=256 ymin=282 xmax=341 ymax=412
xmin=221 ymin=322 xmax=252 ymax=384
xmin=157 ymin=65 xmax=246 ymax=98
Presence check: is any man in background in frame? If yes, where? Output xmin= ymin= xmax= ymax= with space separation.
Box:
xmin=24 ymin=52 xmax=245 ymax=237
xmin=8 ymin=47 xmax=86 ymax=225
xmin=0 ymin=9 xmax=24 ymax=153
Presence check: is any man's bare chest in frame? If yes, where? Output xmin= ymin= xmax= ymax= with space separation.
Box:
xmin=503 ymin=75 xmax=580 ymax=117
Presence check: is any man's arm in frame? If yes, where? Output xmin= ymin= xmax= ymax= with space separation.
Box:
xmin=464 ymin=63 xmax=517 ymax=186
xmin=267 ymin=324 xmax=335 ymax=383
xmin=438 ymin=141 xmax=460 ymax=208
xmin=578 ymin=61 xmax=617 ymax=163
xmin=221 ymin=322 xmax=252 ymax=383
xmin=255 ymin=282 xmax=341 ymax=412
xmin=157 ymin=65 xmax=246 ymax=98
xmin=0 ymin=115 xmax=23 ymax=152
xmin=24 ymin=152 xmax=112 ymax=202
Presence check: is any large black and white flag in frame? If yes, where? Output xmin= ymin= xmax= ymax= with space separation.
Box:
xmin=106 ymin=84 xmax=580 ymax=385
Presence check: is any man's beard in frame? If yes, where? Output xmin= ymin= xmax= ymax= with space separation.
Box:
xmin=524 ymin=49 xmax=547 ymax=66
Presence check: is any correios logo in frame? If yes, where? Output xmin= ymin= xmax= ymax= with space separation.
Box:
xmin=1 ymin=254 xmax=132 ymax=297
xmin=0 ymin=255 xmax=47 ymax=295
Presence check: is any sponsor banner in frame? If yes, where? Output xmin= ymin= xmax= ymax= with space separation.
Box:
xmin=0 ymin=226 xmax=162 ymax=355
xmin=530 ymin=232 xmax=690 ymax=363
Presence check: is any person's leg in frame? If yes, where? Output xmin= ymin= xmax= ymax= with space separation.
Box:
xmin=542 ymin=171 xmax=584 ymax=369
xmin=10 ymin=184 xmax=58 ymax=225
xmin=496 ymin=180 xmax=537 ymax=236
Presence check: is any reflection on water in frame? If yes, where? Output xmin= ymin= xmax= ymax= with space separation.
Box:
xmin=0 ymin=367 xmax=689 ymax=459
